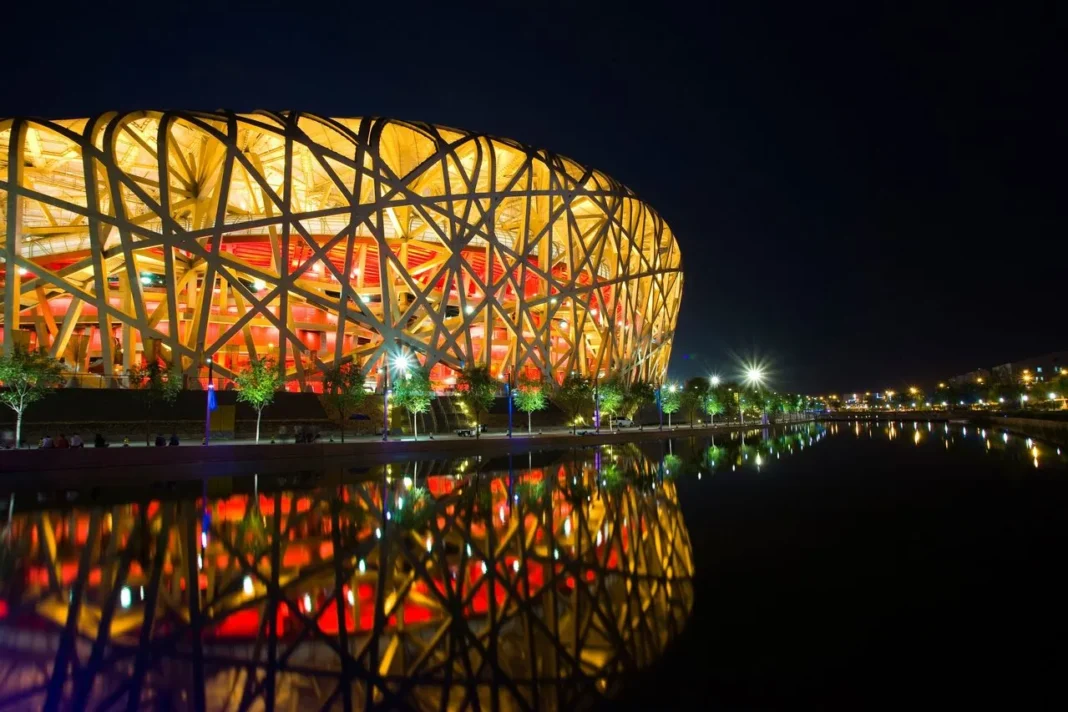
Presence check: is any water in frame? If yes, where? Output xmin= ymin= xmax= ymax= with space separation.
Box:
xmin=0 ymin=422 xmax=1065 ymax=709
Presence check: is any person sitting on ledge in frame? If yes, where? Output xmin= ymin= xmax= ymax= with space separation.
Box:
xmin=54 ymin=433 xmax=69 ymax=449
xmin=154 ymin=434 xmax=166 ymax=447
xmin=168 ymin=433 xmax=180 ymax=447
xmin=94 ymin=433 xmax=109 ymax=448
xmin=70 ymin=433 xmax=84 ymax=448
xmin=40 ymin=434 xmax=54 ymax=448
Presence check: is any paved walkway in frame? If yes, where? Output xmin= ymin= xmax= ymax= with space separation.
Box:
xmin=1 ymin=420 xmax=816 ymax=487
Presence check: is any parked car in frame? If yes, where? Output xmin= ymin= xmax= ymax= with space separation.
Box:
xmin=614 ymin=418 xmax=635 ymax=428
xmin=455 ymin=424 xmax=488 ymax=437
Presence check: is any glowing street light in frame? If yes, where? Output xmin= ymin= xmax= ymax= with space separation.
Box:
xmin=392 ymin=352 xmax=412 ymax=376
xmin=710 ymin=375 xmax=721 ymax=386
xmin=738 ymin=363 xmax=769 ymax=425
xmin=743 ymin=366 xmax=766 ymax=388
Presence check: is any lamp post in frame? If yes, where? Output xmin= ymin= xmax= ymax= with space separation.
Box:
xmin=743 ymin=365 xmax=767 ymax=426
xmin=381 ymin=363 xmax=390 ymax=442
xmin=506 ymin=368 xmax=514 ymax=438
xmin=204 ymin=356 xmax=214 ymax=445
xmin=594 ymin=373 xmax=601 ymax=434
xmin=657 ymin=385 xmax=663 ymax=431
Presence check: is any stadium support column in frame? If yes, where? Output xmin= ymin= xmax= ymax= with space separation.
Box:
xmin=3 ymin=121 xmax=25 ymax=354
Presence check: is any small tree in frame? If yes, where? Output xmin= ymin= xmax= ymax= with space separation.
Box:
xmin=703 ymin=392 xmax=725 ymax=425
xmin=624 ymin=379 xmax=656 ymax=429
xmin=131 ymin=360 xmax=182 ymax=444
xmin=514 ymin=375 xmax=548 ymax=433
xmin=661 ymin=384 xmax=681 ymax=428
xmin=0 ymin=348 xmax=64 ymax=447
xmin=457 ymin=365 xmax=497 ymax=439
xmin=235 ymin=357 xmax=282 ymax=442
xmin=392 ymin=364 xmax=434 ymax=440
xmin=322 ymin=361 xmax=366 ymax=442
xmin=557 ymin=373 xmax=593 ymax=434
xmin=597 ymin=379 xmax=625 ymax=430
xmin=681 ymin=377 xmax=710 ymax=428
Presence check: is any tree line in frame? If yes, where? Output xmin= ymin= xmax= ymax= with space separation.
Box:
xmin=2 ymin=346 xmax=825 ymax=448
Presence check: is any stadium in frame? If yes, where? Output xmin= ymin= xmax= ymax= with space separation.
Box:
xmin=0 ymin=112 xmax=682 ymax=390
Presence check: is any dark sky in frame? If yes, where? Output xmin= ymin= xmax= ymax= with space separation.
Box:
xmin=4 ymin=1 xmax=1064 ymax=392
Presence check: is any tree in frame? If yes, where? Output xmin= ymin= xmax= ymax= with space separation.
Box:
xmin=235 ymin=357 xmax=282 ymax=442
xmin=514 ymin=375 xmax=548 ymax=433
xmin=322 ymin=361 xmax=366 ymax=442
xmin=131 ymin=360 xmax=182 ymax=444
xmin=457 ymin=365 xmax=497 ymax=439
xmin=597 ymin=379 xmax=625 ymax=430
xmin=624 ymin=379 xmax=656 ymax=429
xmin=661 ymin=384 xmax=681 ymax=428
xmin=703 ymin=392 xmax=725 ymax=425
xmin=681 ymin=377 xmax=710 ymax=428
xmin=0 ymin=348 xmax=64 ymax=447
xmin=556 ymin=373 xmax=593 ymax=434
xmin=392 ymin=364 xmax=434 ymax=440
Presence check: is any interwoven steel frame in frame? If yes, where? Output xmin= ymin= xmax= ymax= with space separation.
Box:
xmin=0 ymin=453 xmax=693 ymax=710
xmin=0 ymin=113 xmax=682 ymax=389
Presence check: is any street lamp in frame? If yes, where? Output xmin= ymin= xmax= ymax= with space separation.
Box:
xmin=743 ymin=365 xmax=767 ymax=425
xmin=204 ymin=356 xmax=215 ymax=445
xmin=392 ymin=351 xmax=412 ymax=375
xmin=710 ymin=375 xmax=721 ymax=386
xmin=657 ymin=384 xmax=663 ymax=430
xmin=380 ymin=362 xmax=390 ymax=441
xmin=594 ymin=373 xmax=601 ymax=434
xmin=506 ymin=368 xmax=514 ymax=438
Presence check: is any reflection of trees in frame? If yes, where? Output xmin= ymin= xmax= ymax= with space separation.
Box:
xmin=667 ymin=423 xmax=829 ymax=475
xmin=0 ymin=449 xmax=693 ymax=711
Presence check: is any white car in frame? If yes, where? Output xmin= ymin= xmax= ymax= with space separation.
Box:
xmin=614 ymin=418 xmax=635 ymax=428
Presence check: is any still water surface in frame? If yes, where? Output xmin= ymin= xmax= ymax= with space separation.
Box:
xmin=0 ymin=422 xmax=1065 ymax=709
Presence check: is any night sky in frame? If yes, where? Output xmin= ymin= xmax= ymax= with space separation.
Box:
xmin=3 ymin=2 xmax=1063 ymax=392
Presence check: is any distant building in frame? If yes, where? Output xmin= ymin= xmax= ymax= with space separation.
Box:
xmin=948 ymin=369 xmax=991 ymax=387
xmin=989 ymin=351 xmax=1068 ymax=385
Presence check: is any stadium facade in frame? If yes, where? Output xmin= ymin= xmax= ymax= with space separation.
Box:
xmin=0 ymin=112 xmax=682 ymax=390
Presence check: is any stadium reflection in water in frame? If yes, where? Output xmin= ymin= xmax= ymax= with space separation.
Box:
xmin=0 ymin=439 xmax=715 ymax=711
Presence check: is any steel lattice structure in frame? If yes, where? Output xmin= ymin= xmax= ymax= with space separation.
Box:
xmin=0 ymin=452 xmax=693 ymax=710
xmin=0 ymin=113 xmax=682 ymax=389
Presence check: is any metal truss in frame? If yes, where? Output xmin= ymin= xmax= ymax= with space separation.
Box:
xmin=0 ymin=113 xmax=683 ymax=389
xmin=0 ymin=450 xmax=693 ymax=710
